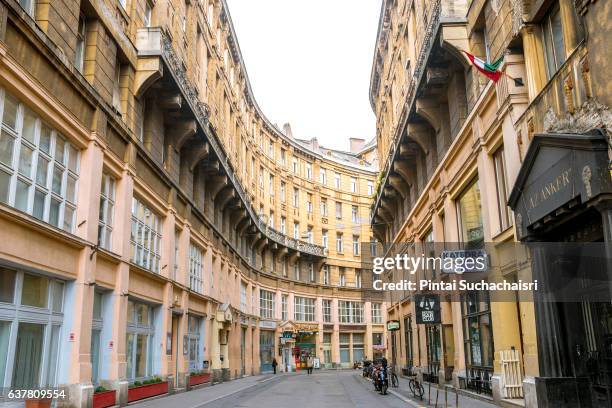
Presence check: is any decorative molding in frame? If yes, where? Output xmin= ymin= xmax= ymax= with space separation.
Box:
xmin=543 ymin=100 xmax=612 ymax=134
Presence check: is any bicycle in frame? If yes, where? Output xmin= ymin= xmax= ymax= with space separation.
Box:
xmin=388 ymin=365 xmax=399 ymax=388
xmin=408 ymin=375 xmax=425 ymax=399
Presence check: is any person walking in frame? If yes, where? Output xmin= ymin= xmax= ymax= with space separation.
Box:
xmin=272 ymin=358 xmax=278 ymax=374
xmin=306 ymin=354 xmax=314 ymax=375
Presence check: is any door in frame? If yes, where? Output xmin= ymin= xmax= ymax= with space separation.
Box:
xmin=241 ymin=328 xmax=246 ymax=376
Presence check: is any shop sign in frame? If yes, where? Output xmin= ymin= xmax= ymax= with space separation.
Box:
xmin=281 ymin=331 xmax=295 ymax=339
xmin=295 ymin=323 xmax=319 ymax=333
xmin=373 ymin=344 xmax=386 ymax=350
xmin=386 ymin=320 xmax=400 ymax=331
xmin=415 ymin=294 xmax=441 ymax=324
xmin=260 ymin=320 xmax=277 ymax=329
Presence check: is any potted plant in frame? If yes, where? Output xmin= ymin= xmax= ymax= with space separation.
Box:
xmin=188 ymin=370 xmax=211 ymax=386
xmin=127 ymin=376 xmax=168 ymax=402
xmin=93 ymin=386 xmax=116 ymax=408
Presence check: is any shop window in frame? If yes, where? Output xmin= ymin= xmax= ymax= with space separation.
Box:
xmin=456 ymin=178 xmax=483 ymax=248
xmin=130 ymin=197 xmax=162 ymax=273
xmin=126 ymin=300 xmax=155 ymax=381
xmin=461 ymin=292 xmax=493 ymax=394
xmin=0 ymin=90 xmax=79 ymax=231
xmin=339 ymin=333 xmax=350 ymax=363
xmin=352 ymin=333 xmax=365 ymax=362
xmin=98 ymin=173 xmax=116 ymax=251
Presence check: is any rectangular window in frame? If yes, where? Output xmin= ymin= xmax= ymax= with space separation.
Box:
xmin=319 ymin=168 xmax=326 ymax=184
xmin=0 ymin=90 xmax=80 ymax=231
xmin=144 ymin=1 xmax=152 ymax=27
xmin=335 ymin=202 xmax=342 ymax=219
xmin=240 ymin=281 xmax=247 ymax=311
xmin=306 ymin=193 xmax=313 ymax=213
xmin=336 ymin=233 xmax=343 ymax=254
xmin=350 ymin=177 xmax=357 ymax=193
xmin=322 ymin=230 xmax=328 ymax=249
xmin=355 ymin=270 xmax=362 ymax=288
xmin=320 ymin=198 xmax=328 ymax=216
xmin=293 ymin=187 xmax=299 ymax=208
xmin=18 ymin=0 xmax=35 ymax=16
xmin=292 ymin=157 xmax=298 ymax=174
xmin=269 ymin=174 xmax=275 ymax=196
xmin=259 ymin=166 xmax=264 ymax=188
xmin=268 ymin=139 xmax=274 ymax=158
xmin=280 ymin=149 xmax=286 ymax=165
xmin=334 ymin=172 xmax=341 ymax=189
xmin=269 ymin=211 xmax=274 ymax=228
xmin=293 ymin=222 xmax=299 ymax=240
xmin=493 ymin=147 xmax=512 ymax=232
xmin=281 ymin=294 xmax=288 ymax=320
xmin=323 ymin=299 xmax=332 ymax=322
xmin=322 ymin=264 xmax=329 ymax=285
xmin=75 ymin=15 xmax=87 ymax=73
xmin=353 ymin=235 xmax=360 ymax=255
xmin=368 ymin=181 xmax=374 ymax=196
xmin=340 ymin=333 xmax=350 ymax=363
xmin=339 ymin=268 xmax=346 ymax=286
xmin=294 ymin=263 xmax=300 ymax=280
xmin=306 ymin=226 xmax=313 ymax=243
xmin=280 ymin=181 xmax=286 ymax=202
xmin=130 ymin=197 xmax=162 ymax=272
xmin=305 ymin=163 xmax=312 ymax=179
xmin=98 ymin=173 xmax=116 ymax=251
xmin=338 ymin=301 xmax=364 ymax=323
xmin=294 ymin=296 xmax=315 ymax=322
xmin=309 ymin=263 xmax=315 ymax=281
xmin=259 ymin=289 xmax=275 ymax=319
xmin=371 ymin=303 xmax=382 ymax=324
xmin=542 ymin=4 xmax=566 ymax=78
xmin=351 ymin=206 xmax=359 ymax=223
xmin=189 ymin=243 xmax=204 ymax=293
xmin=280 ymin=216 xmax=286 ymax=234
xmin=456 ymin=179 xmax=483 ymax=248
xmin=112 ymin=59 xmax=122 ymax=113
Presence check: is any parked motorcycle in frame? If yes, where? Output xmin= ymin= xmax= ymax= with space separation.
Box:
xmin=362 ymin=360 xmax=372 ymax=377
xmin=372 ymin=364 xmax=388 ymax=395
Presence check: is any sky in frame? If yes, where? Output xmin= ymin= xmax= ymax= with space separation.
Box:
xmin=226 ymin=0 xmax=382 ymax=152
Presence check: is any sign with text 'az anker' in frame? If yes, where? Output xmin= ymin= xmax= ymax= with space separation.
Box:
xmin=415 ymin=294 xmax=441 ymax=324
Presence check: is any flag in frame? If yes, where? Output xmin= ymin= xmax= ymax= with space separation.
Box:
xmin=463 ymin=51 xmax=503 ymax=82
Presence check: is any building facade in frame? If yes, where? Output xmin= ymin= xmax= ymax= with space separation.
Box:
xmin=0 ymin=0 xmax=384 ymax=407
xmin=370 ymin=0 xmax=611 ymax=407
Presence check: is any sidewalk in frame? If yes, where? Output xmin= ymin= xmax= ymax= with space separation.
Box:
xmin=131 ymin=373 xmax=279 ymax=408
xmin=357 ymin=374 xmax=498 ymax=408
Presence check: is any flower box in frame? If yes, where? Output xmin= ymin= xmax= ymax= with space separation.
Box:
xmin=25 ymin=400 xmax=52 ymax=408
xmin=189 ymin=372 xmax=211 ymax=386
xmin=127 ymin=381 xmax=168 ymax=402
xmin=93 ymin=390 xmax=116 ymax=408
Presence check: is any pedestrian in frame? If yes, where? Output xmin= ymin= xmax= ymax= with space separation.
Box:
xmin=272 ymin=357 xmax=278 ymax=374
xmin=306 ymin=354 xmax=314 ymax=375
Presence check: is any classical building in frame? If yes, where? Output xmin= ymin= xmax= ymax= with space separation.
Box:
xmin=0 ymin=0 xmax=383 ymax=406
xmin=370 ymin=0 xmax=610 ymax=406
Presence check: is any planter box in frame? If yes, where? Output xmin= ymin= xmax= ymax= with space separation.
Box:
xmin=189 ymin=373 xmax=211 ymax=386
xmin=93 ymin=390 xmax=117 ymax=408
xmin=25 ymin=400 xmax=52 ymax=408
xmin=127 ymin=382 xmax=168 ymax=403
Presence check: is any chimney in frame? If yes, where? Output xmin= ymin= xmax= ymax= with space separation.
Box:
xmin=310 ymin=137 xmax=319 ymax=151
xmin=349 ymin=138 xmax=365 ymax=153
xmin=283 ymin=123 xmax=293 ymax=138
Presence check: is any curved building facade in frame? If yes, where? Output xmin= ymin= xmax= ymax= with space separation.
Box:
xmin=0 ymin=0 xmax=382 ymax=406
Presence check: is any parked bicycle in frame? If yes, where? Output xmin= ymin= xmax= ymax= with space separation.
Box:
xmin=387 ymin=365 xmax=399 ymax=388
xmin=407 ymin=367 xmax=424 ymax=399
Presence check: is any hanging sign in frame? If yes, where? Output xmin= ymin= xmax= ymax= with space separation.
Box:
xmin=415 ymin=294 xmax=441 ymax=324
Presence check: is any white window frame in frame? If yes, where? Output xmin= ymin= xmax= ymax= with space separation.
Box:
xmin=189 ymin=243 xmax=204 ymax=293
xmin=323 ymin=299 xmax=332 ymax=323
xmin=259 ymin=289 xmax=275 ymax=319
xmin=130 ymin=197 xmax=162 ymax=273
xmin=98 ymin=173 xmax=116 ymax=251
xmin=371 ymin=303 xmax=382 ymax=324
xmin=338 ymin=301 xmax=364 ymax=324
xmin=294 ymin=296 xmax=315 ymax=322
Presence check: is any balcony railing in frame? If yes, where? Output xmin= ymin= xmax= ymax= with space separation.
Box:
xmin=136 ymin=27 xmax=325 ymax=258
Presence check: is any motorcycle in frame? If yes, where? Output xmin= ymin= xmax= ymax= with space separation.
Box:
xmin=362 ymin=360 xmax=372 ymax=377
xmin=372 ymin=364 xmax=388 ymax=395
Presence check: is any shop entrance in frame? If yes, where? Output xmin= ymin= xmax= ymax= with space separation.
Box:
xmin=294 ymin=333 xmax=316 ymax=370
xmin=260 ymin=330 xmax=275 ymax=373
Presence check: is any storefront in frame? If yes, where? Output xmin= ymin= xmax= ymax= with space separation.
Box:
xmin=509 ymin=131 xmax=612 ymax=407
xmin=259 ymin=327 xmax=275 ymax=373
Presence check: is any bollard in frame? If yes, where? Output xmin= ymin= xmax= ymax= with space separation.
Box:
xmin=428 ymin=382 xmax=431 ymax=404
xmin=455 ymin=387 xmax=459 ymax=408
xmin=445 ymin=386 xmax=448 ymax=408
xmin=435 ymin=387 xmax=439 ymax=408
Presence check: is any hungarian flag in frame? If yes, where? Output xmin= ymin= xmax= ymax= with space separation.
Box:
xmin=463 ymin=51 xmax=503 ymax=82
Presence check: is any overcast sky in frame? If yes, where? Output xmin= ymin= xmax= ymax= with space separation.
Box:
xmin=226 ymin=0 xmax=382 ymax=151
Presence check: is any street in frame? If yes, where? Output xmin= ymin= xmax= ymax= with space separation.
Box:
xmin=135 ymin=371 xmax=410 ymax=408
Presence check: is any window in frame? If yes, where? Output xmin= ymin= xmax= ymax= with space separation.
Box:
xmin=336 ymin=233 xmax=343 ymax=254
xmin=98 ymin=173 xmax=116 ymax=250
xmin=269 ymin=211 xmax=274 ymax=228
xmin=368 ymin=181 xmax=374 ymax=196
xmin=493 ymin=148 xmax=512 ymax=232
xmin=320 ymin=168 xmax=327 ymax=184
xmin=75 ymin=15 xmax=87 ymax=73
xmin=0 ymin=269 xmax=64 ymax=389
xmin=320 ymin=198 xmax=328 ymax=216
xmin=322 ymin=264 xmax=330 ymax=285
xmin=259 ymin=166 xmax=264 ymax=188
xmin=118 ymin=0 xmax=127 ymax=10
xmin=130 ymin=197 xmax=162 ymax=272
xmin=462 ymin=292 xmax=493 ymax=373
xmin=187 ymin=316 xmax=203 ymax=372
xmin=126 ymin=300 xmax=155 ymax=380
xmin=259 ymin=289 xmax=275 ymax=319
xmin=323 ymin=299 xmax=332 ymax=322
xmin=309 ymin=263 xmax=315 ymax=281
xmin=189 ymin=243 xmax=204 ymax=293
xmin=541 ymin=4 xmax=566 ymax=78
xmin=353 ymin=235 xmax=360 ymax=255
xmin=305 ymin=163 xmax=312 ymax=179
xmin=424 ymin=228 xmax=436 ymax=279
xmin=353 ymin=333 xmax=365 ymax=363
xmin=268 ymin=139 xmax=274 ymax=158
xmin=91 ymin=291 xmax=105 ymax=384
xmin=306 ymin=193 xmax=313 ymax=213
xmin=112 ymin=59 xmax=122 ymax=113
xmin=269 ymin=174 xmax=275 ymax=195
xmin=404 ymin=316 xmax=414 ymax=366
xmin=339 ymin=267 xmax=346 ymax=286
xmin=240 ymin=281 xmax=247 ymax=311
xmin=456 ymin=179 xmax=483 ymax=248
xmin=371 ymin=303 xmax=382 ymax=324
xmin=294 ymin=297 xmax=315 ymax=322
xmin=18 ymin=0 xmax=35 ymax=16
xmin=280 ymin=148 xmax=286 ymax=165
xmin=351 ymin=206 xmax=359 ymax=223
xmin=350 ymin=177 xmax=357 ymax=193
xmin=306 ymin=226 xmax=313 ymax=243
xmin=281 ymin=294 xmax=288 ymax=320
xmin=334 ymin=172 xmax=341 ymax=189
xmin=173 ymin=230 xmax=179 ymax=280
xmin=340 ymin=333 xmax=350 ymax=363
xmin=355 ymin=270 xmax=362 ymax=288
xmin=293 ymin=187 xmax=299 ymax=208
xmin=335 ymin=202 xmax=342 ymax=219
xmin=292 ymin=157 xmax=298 ymax=174
xmin=293 ymin=222 xmax=299 ymax=240
xmin=280 ymin=216 xmax=286 ymax=234
xmin=294 ymin=263 xmax=300 ymax=280
xmin=281 ymin=259 xmax=287 ymax=276
xmin=280 ymin=181 xmax=286 ymax=202
xmin=144 ymin=1 xmax=152 ymax=27
xmin=0 ymin=90 xmax=80 ymax=232
xmin=322 ymin=230 xmax=328 ymax=249
xmin=338 ymin=301 xmax=364 ymax=323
